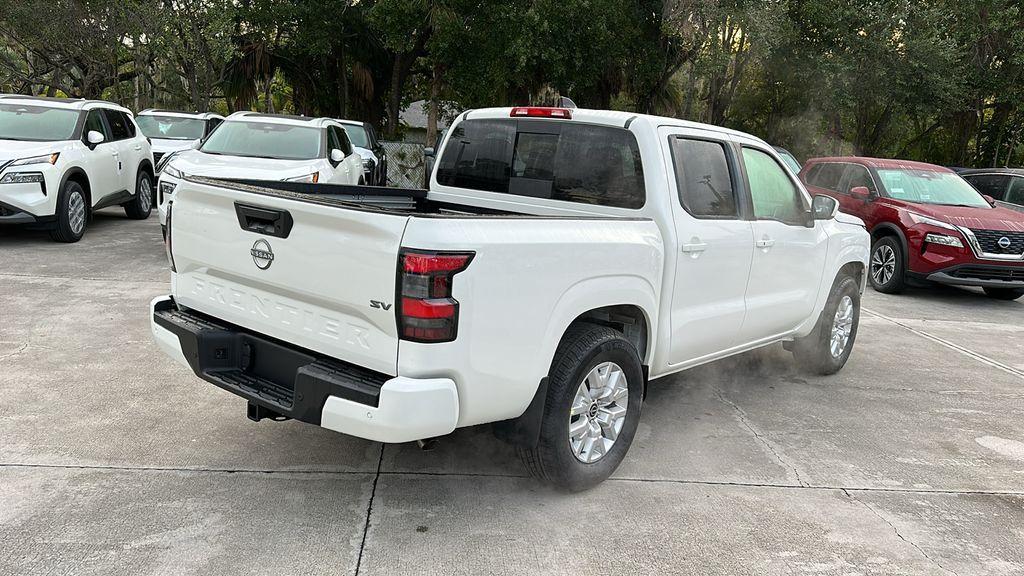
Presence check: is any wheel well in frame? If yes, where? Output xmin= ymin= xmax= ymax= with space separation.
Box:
xmin=64 ymin=171 xmax=91 ymax=206
xmin=138 ymin=160 xmax=154 ymax=181
xmin=838 ymin=261 xmax=865 ymax=288
xmin=568 ymin=305 xmax=649 ymax=363
xmin=871 ymin=226 xmax=899 ymax=244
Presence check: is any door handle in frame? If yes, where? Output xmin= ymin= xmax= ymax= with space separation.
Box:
xmin=133 ymin=145 xmax=142 ymax=151
xmin=681 ymin=242 xmax=708 ymax=253
xmin=755 ymin=237 xmax=776 ymax=249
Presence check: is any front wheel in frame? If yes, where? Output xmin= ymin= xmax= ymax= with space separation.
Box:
xmin=792 ymin=274 xmax=861 ymax=375
xmin=49 ymin=181 xmax=88 ymax=243
xmin=983 ymin=287 xmax=1024 ymax=301
xmin=869 ymin=236 xmax=905 ymax=293
xmin=517 ymin=323 xmax=644 ymax=491
xmin=124 ymin=170 xmax=153 ymax=220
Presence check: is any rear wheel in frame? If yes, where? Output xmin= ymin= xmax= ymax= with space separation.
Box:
xmin=792 ymin=274 xmax=861 ymax=375
xmin=124 ymin=170 xmax=153 ymax=220
xmin=869 ymin=236 xmax=905 ymax=293
xmin=49 ymin=181 xmax=88 ymax=243
xmin=517 ymin=323 xmax=644 ymax=491
xmin=983 ymin=287 xmax=1024 ymax=301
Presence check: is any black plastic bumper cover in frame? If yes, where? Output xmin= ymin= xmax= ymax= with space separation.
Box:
xmin=926 ymin=264 xmax=1024 ymax=289
xmin=154 ymin=298 xmax=389 ymax=425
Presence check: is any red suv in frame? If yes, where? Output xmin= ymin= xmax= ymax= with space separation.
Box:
xmin=801 ymin=157 xmax=1024 ymax=300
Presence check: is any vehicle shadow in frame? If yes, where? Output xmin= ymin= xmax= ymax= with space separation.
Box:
xmin=0 ymin=209 xmax=135 ymax=245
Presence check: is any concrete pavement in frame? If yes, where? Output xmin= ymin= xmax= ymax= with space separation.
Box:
xmin=1 ymin=212 xmax=1022 ymax=575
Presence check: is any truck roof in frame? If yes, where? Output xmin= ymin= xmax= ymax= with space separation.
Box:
xmin=463 ymin=107 xmax=769 ymax=146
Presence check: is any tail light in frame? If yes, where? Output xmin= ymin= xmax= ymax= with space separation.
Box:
xmin=510 ymin=107 xmax=572 ymax=119
xmin=397 ymin=250 xmax=474 ymax=342
xmin=164 ymin=201 xmax=176 ymax=272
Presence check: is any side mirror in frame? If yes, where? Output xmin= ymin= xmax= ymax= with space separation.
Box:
xmin=330 ymin=148 xmax=345 ymax=163
xmin=86 ymin=130 xmax=105 ymax=147
xmin=983 ymin=194 xmax=996 ymax=207
xmin=423 ymin=147 xmax=435 ymax=158
xmin=812 ymin=194 xmax=840 ymax=220
xmin=850 ymin=186 xmax=872 ymax=200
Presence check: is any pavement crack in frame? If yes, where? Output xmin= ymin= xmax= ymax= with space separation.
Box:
xmin=715 ymin=387 xmax=808 ymax=487
xmin=0 ymin=342 xmax=29 ymax=362
xmin=354 ymin=444 xmax=385 ymax=576
xmin=843 ymin=489 xmax=961 ymax=576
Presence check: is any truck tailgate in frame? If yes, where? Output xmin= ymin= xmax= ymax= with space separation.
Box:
xmin=169 ymin=179 xmax=409 ymax=375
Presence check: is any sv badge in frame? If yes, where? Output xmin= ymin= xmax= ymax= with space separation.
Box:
xmin=370 ymin=300 xmax=393 ymax=311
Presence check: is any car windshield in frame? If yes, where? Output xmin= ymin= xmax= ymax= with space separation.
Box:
xmin=200 ymin=121 xmax=321 ymax=160
xmin=877 ymin=169 xmax=991 ymax=208
xmin=137 ymin=115 xmax=206 ymax=140
xmin=341 ymin=124 xmax=369 ymax=148
xmin=0 ymin=103 xmax=80 ymax=141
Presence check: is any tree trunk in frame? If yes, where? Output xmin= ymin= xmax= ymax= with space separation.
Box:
xmin=386 ymin=53 xmax=404 ymax=139
xmin=426 ymin=63 xmax=441 ymax=146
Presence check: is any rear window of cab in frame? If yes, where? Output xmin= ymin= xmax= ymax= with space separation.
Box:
xmin=436 ymin=118 xmax=645 ymax=209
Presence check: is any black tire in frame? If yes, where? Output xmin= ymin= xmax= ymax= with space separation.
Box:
xmin=983 ymin=287 xmax=1024 ymax=301
xmin=869 ymin=236 xmax=905 ymax=293
xmin=792 ymin=274 xmax=861 ymax=375
xmin=517 ymin=323 xmax=644 ymax=491
xmin=124 ymin=170 xmax=153 ymax=220
xmin=48 ymin=180 xmax=88 ymax=243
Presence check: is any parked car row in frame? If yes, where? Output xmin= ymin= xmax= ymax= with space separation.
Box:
xmin=0 ymin=95 xmax=388 ymax=242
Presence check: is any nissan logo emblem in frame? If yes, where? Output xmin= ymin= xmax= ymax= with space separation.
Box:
xmin=251 ymin=239 xmax=274 ymax=270
xmin=997 ymin=236 xmax=1012 ymax=250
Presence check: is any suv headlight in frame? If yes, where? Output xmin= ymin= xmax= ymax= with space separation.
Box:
xmin=156 ymin=151 xmax=182 ymax=174
xmin=0 ymin=172 xmax=45 ymax=184
xmin=7 ymin=153 xmax=60 ymax=167
xmin=162 ymin=164 xmax=185 ymax=179
xmin=924 ymin=233 xmax=964 ymax=248
xmin=284 ymin=172 xmax=319 ymax=183
xmin=907 ymin=211 xmax=957 ymax=231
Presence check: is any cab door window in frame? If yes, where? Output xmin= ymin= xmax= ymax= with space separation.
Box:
xmin=742 ymin=147 xmax=807 ymax=225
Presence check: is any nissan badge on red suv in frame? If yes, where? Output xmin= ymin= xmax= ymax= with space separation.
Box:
xmin=801 ymin=157 xmax=1024 ymax=300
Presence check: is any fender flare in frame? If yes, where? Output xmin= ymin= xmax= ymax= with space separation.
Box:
xmin=58 ymin=167 xmax=91 ymax=205
xmin=871 ymin=222 xmax=909 ymax=269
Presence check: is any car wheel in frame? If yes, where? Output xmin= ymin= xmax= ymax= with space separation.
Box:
xmin=792 ymin=274 xmax=861 ymax=375
xmin=49 ymin=180 xmax=88 ymax=243
xmin=124 ymin=170 xmax=153 ymax=220
xmin=869 ymin=236 xmax=905 ymax=293
xmin=983 ymin=287 xmax=1024 ymax=301
xmin=517 ymin=323 xmax=644 ymax=492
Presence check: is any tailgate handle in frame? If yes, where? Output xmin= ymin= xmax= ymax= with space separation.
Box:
xmin=234 ymin=203 xmax=293 ymax=238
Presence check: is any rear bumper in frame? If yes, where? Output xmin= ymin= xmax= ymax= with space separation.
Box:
xmin=150 ymin=295 xmax=458 ymax=443
xmin=924 ymin=264 xmax=1024 ymax=289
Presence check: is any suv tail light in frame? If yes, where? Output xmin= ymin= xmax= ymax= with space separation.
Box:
xmin=510 ymin=107 xmax=572 ymax=119
xmin=397 ymin=250 xmax=474 ymax=342
xmin=164 ymin=201 xmax=176 ymax=272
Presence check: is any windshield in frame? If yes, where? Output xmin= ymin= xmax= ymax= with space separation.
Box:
xmin=200 ymin=121 xmax=322 ymax=160
xmin=341 ymin=124 xmax=369 ymax=148
xmin=877 ymin=169 xmax=991 ymax=208
xmin=137 ymin=115 xmax=206 ymax=140
xmin=0 ymin=103 xmax=80 ymax=142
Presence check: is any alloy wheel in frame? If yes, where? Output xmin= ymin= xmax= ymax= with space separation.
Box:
xmin=830 ymin=295 xmax=854 ymax=358
xmin=68 ymin=191 xmax=86 ymax=235
xmin=140 ymin=178 xmax=152 ymax=211
xmin=568 ymin=361 xmax=629 ymax=464
xmin=870 ymin=244 xmax=896 ymax=286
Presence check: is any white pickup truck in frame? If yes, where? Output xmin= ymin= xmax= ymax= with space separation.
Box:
xmin=152 ymin=107 xmax=870 ymax=490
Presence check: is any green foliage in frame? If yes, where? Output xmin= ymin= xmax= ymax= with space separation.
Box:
xmin=0 ymin=0 xmax=1022 ymax=166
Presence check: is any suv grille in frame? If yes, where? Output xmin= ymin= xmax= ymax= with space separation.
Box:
xmin=969 ymin=229 xmax=1024 ymax=255
xmin=953 ymin=266 xmax=1024 ymax=282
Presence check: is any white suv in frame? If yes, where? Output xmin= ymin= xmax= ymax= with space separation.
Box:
xmin=136 ymin=109 xmax=224 ymax=169
xmin=0 ymin=95 xmax=154 ymax=242
xmin=156 ymin=112 xmax=364 ymax=225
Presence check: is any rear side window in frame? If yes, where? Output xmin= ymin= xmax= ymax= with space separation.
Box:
xmin=436 ymin=118 xmax=645 ymax=209
xmin=807 ymin=162 xmax=844 ymax=191
xmin=103 ymin=109 xmax=131 ymax=140
xmin=669 ymin=137 xmax=737 ymax=218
